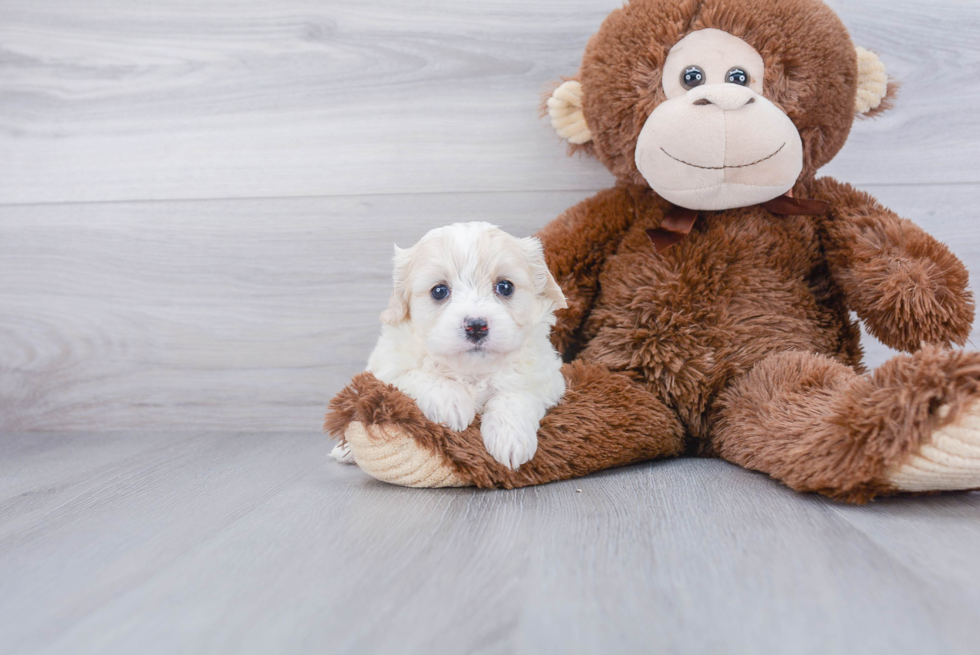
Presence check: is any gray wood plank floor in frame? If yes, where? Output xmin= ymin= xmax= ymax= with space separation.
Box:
xmin=2 ymin=0 xmax=980 ymax=652
xmin=2 ymin=432 xmax=980 ymax=655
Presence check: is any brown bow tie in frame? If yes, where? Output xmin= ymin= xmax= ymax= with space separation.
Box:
xmin=645 ymin=194 xmax=831 ymax=253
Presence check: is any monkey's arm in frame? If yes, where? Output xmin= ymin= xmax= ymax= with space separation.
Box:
xmin=536 ymin=186 xmax=639 ymax=356
xmin=812 ymin=177 xmax=974 ymax=352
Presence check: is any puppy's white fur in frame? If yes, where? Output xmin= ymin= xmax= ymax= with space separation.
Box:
xmin=356 ymin=221 xmax=567 ymax=470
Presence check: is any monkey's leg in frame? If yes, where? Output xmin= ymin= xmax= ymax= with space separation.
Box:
xmin=326 ymin=360 xmax=685 ymax=489
xmin=710 ymin=346 xmax=980 ymax=503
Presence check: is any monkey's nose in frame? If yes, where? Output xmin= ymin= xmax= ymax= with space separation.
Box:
xmin=464 ymin=317 xmax=489 ymax=342
xmin=688 ymin=84 xmax=757 ymax=111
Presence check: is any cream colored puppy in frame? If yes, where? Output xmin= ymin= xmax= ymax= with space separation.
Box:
xmin=333 ymin=222 xmax=567 ymax=470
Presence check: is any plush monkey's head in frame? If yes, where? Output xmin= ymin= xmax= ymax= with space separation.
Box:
xmin=547 ymin=0 xmax=893 ymax=210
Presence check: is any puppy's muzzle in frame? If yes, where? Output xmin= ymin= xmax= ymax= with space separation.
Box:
xmin=464 ymin=317 xmax=489 ymax=342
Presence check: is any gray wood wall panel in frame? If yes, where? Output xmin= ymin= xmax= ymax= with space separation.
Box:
xmin=2 ymin=184 xmax=977 ymax=432
xmin=0 ymin=0 xmax=978 ymax=431
xmin=0 ymin=190 xmax=595 ymax=431
xmin=0 ymin=0 xmax=978 ymax=205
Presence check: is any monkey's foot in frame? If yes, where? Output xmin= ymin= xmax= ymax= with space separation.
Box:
xmin=887 ymin=401 xmax=980 ymax=492
xmin=327 ymin=365 xmax=685 ymax=490
xmin=344 ymin=421 xmax=469 ymax=488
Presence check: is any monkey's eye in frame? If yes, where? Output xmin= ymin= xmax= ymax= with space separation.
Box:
xmin=726 ymin=68 xmax=750 ymax=86
xmin=681 ymin=66 xmax=706 ymax=90
xmin=495 ymin=280 xmax=514 ymax=297
xmin=430 ymin=284 xmax=450 ymax=301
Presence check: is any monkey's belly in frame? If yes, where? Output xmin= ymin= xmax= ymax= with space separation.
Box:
xmin=578 ymin=255 xmax=844 ymax=437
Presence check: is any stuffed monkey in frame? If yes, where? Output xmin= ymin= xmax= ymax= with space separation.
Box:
xmin=328 ymin=0 xmax=980 ymax=502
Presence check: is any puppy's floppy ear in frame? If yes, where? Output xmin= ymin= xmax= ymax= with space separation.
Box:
xmin=519 ymin=237 xmax=567 ymax=310
xmin=380 ymin=244 xmax=413 ymax=326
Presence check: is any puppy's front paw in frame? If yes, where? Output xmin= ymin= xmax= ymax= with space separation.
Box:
xmin=480 ymin=407 xmax=539 ymax=470
xmin=415 ymin=384 xmax=476 ymax=432
xmin=330 ymin=441 xmax=356 ymax=465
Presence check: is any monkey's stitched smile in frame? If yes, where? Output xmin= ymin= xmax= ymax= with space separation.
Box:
xmin=661 ymin=142 xmax=786 ymax=170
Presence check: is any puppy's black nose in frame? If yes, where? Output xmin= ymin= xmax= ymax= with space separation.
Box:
xmin=464 ymin=317 xmax=489 ymax=342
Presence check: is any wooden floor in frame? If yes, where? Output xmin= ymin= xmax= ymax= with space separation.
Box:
xmin=3 ymin=432 xmax=980 ymax=655
xmin=2 ymin=0 xmax=980 ymax=652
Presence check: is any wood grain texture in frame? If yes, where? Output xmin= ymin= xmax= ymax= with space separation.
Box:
xmin=0 ymin=189 xmax=596 ymax=431
xmin=1 ymin=184 xmax=977 ymax=432
xmin=1 ymin=434 xmax=978 ymax=655
xmin=0 ymin=0 xmax=978 ymax=204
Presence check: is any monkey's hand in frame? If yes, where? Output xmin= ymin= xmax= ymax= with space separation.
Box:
xmin=813 ymin=177 xmax=973 ymax=352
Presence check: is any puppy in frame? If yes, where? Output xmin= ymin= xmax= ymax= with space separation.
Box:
xmin=332 ymin=221 xmax=567 ymax=470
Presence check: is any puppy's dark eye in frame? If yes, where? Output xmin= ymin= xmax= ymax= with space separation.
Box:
xmin=495 ymin=280 xmax=514 ymax=297
xmin=681 ymin=66 xmax=705 ymax=90
xmin=430 ymin=284 xmax=449 ymax=301
xmin=726 ymin=67 xmax=750 ymax=86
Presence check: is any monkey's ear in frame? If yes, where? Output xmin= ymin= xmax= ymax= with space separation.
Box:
xmin=380 ymin=245 xmax=413 ymax=326
xmin=855 ymin=47 xmax=895 ymax=116
xmin=546 ymin=80 xmax=593 ymax=145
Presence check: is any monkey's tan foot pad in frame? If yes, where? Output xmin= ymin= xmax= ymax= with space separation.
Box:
xmin=344 ymin=421 xmax=471 ymax=488
xmin=887 ymin=401 xmax=980 ymax=492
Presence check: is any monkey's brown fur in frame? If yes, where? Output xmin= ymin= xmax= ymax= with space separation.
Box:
xmin=328 ymin=0 xmax=978 ymax=502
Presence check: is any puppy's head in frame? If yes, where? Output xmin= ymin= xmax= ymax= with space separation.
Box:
xmin=382 ymin=222 xmax=566 ymax=361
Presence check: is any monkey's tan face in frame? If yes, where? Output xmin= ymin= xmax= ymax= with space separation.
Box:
xmin=634 ymin=29 xmax=804 ymax=211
